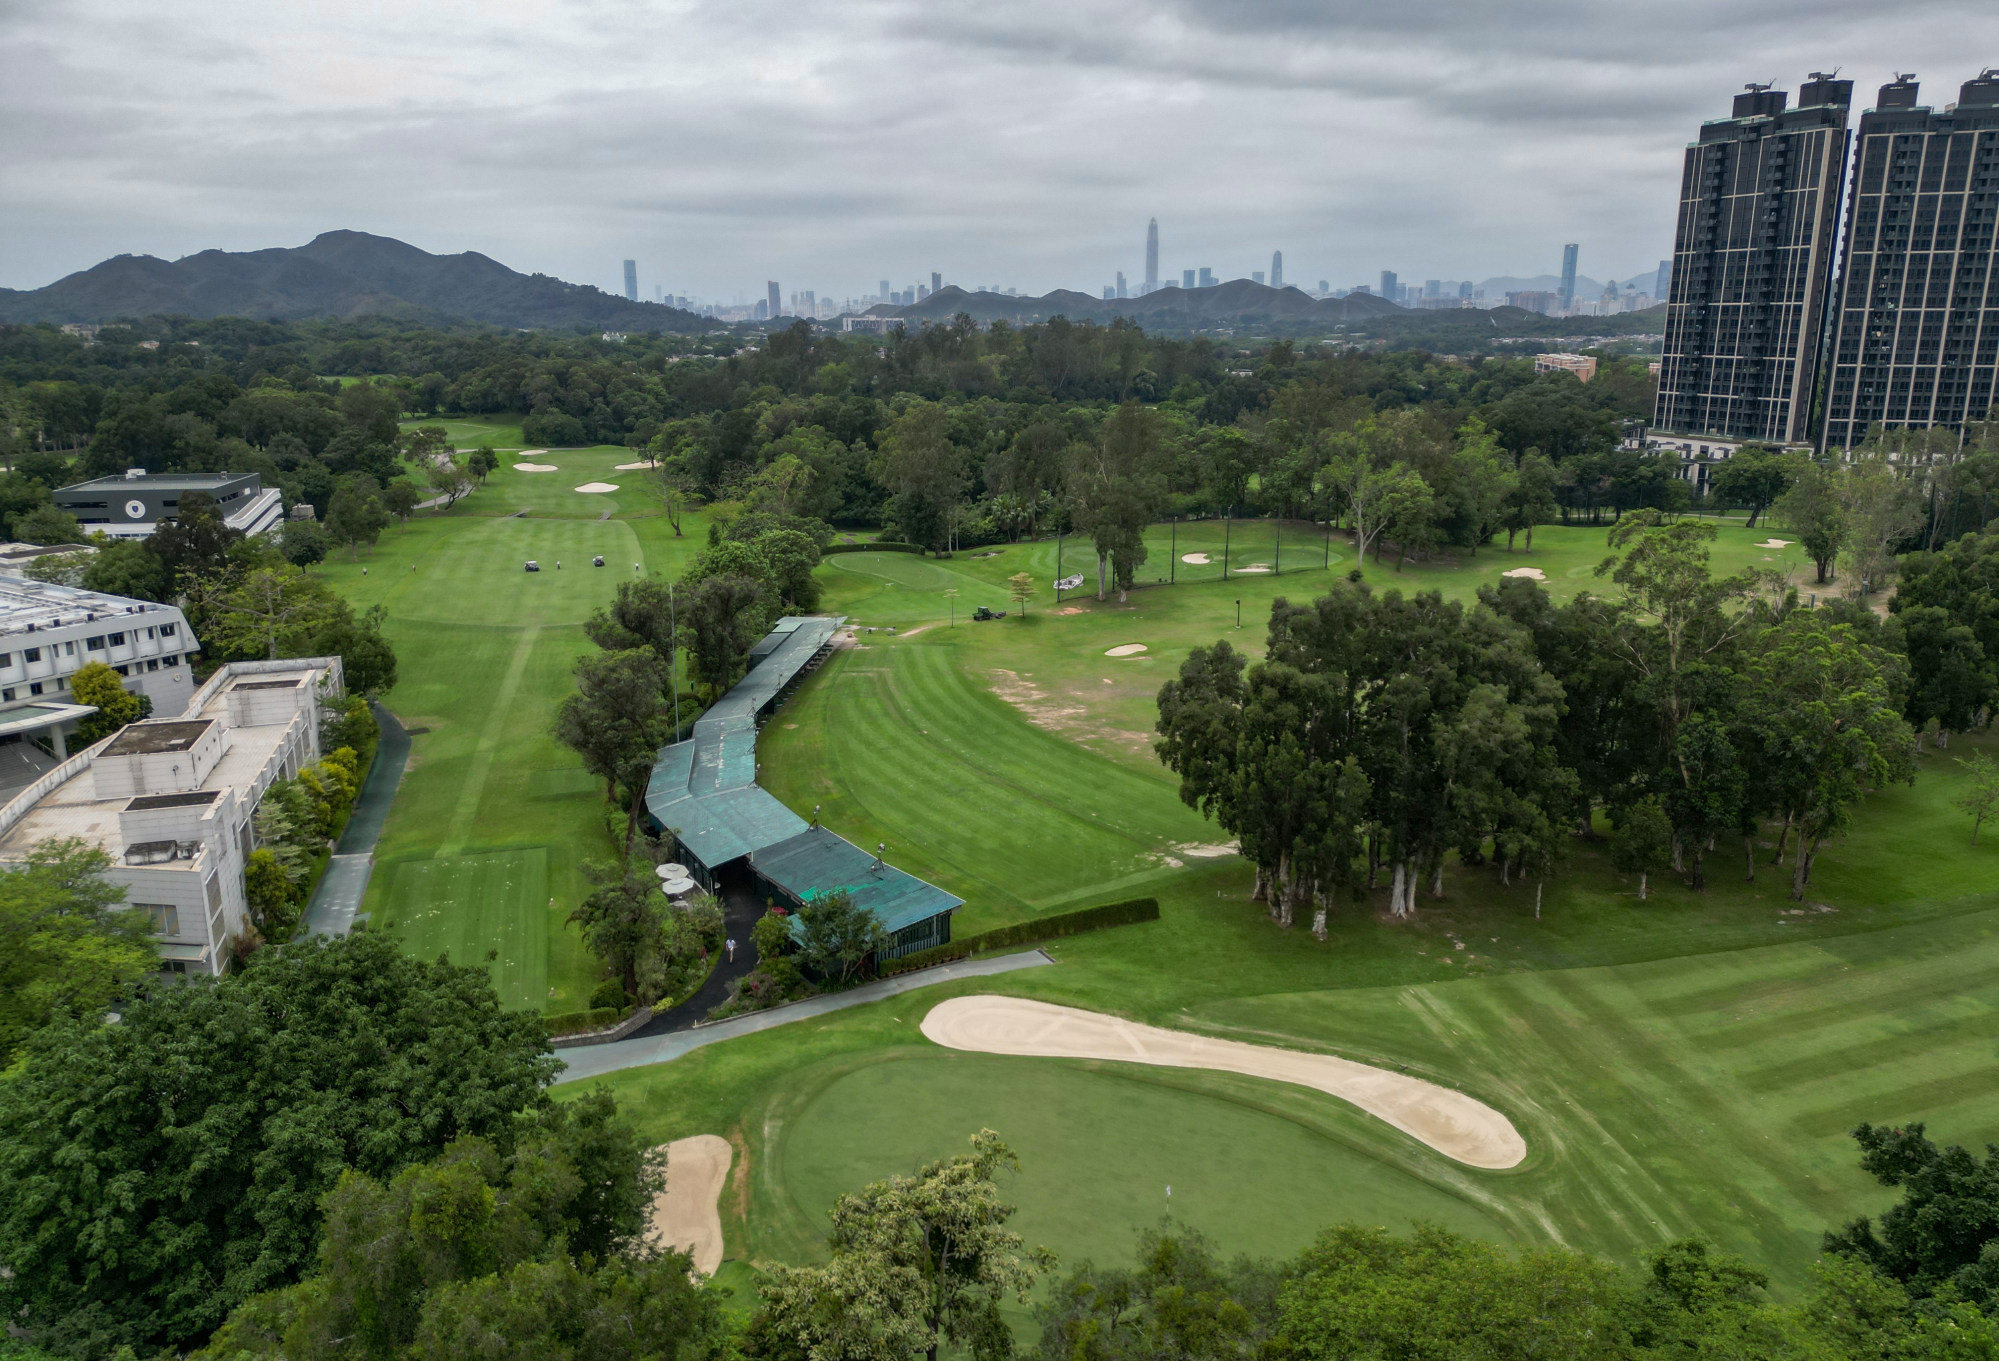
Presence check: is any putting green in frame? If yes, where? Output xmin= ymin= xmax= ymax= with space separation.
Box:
xmin=778 ymin=1054 xmax=1511 ymax=1266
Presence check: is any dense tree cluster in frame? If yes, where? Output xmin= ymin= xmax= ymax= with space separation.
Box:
xmin=0 ymin=932 xmax=558 ymax=1357
xmin=1159 ymin=513 xmax=1924 ymax=926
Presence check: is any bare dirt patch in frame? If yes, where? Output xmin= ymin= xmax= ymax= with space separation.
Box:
xmin=614 ymin=460 xmax=656 ymax=471
xmin=646 ymin=1135 xmax=732 ymax=1275
xmin=1755 ymin=538 xmax=1793 ymax=549
xmin=1502 ymin=567 xmax=1546 ymax=580
xmin=922 ymin=996 xmax=1526 ymax=1169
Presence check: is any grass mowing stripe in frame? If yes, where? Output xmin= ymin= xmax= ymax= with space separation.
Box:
xmin=1729 ymin=996 xmax=1999 ymax=1094
xmin=439 ymin=624 xmax=542 ymax=857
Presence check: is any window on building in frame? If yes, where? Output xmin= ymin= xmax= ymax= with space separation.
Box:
xmin=146 ymin=659 xmax=158 ymax=671
xmin=0 ymin=654 xmax=10 ymax=668
xmin=137 ymin=903 xmax=180 ymax=935
xmin=23 ymin=647 xmax=40 ymax=663
xmin=160 ymin=623 xmax=177 ymax=637
xmin=108 ymin=632 xmax=125 ymax=646
xmin=1 ymin=689 xmax=12 ymax=702
xmin=28 ymin=683 xmax=43 ymax=696
xmin=85 ymin=635 xmax=104 ymax=650
xmin=113 ymin=666 xmax=127 ymax=676
xmin=162 ymin=654 xmax=179 ymax=667
xmin=63 ymin=641 xmax=74 ymax=656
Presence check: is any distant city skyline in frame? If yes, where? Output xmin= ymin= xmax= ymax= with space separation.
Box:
xmin=10 ymin=4 xmax=1998 ymax=300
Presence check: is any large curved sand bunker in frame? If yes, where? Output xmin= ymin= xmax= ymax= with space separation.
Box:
xmin=646 ymin=1134 xmax=732 ymax=1275
xmin=921 ymin=996 xmax=1526 ymax=1170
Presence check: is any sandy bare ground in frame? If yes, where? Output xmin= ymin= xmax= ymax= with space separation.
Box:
xmin=991 ymin=669 xmax=1152 ymax=753
xmin=1181 ymin=552 xmax=1211 ymax=564
xmin=574 ymin=482 xmax=619 ymax=493
xmin=1755 ymin=538 xmax=1793 ymax=548
xmin=614 ymin=460 xmax=656 ymax=471
xmin=514 ymin=462 xmax=558 ymax=472
xmin=646 ymin=1134 xmax=732 ymax=1275
xmin=921 ymin=996 xmax=1527 ymax=1170
xmin=1502 ymin=567 xmax=1546 ymax=580
xmin=1105 ymin=643 xmax=1148 ymax=656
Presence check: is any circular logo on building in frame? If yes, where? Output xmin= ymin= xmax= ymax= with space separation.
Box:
xmin=124 ymin=499 xmax=146 ymax=520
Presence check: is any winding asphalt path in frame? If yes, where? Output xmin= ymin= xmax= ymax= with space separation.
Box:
xmin=633 ymin=867 xmax=765 ymax=1036
xmin=303 ymin=702 xmax=411 ymax=937
xmin=554 ymin=948 xmax=1054 ymax=1084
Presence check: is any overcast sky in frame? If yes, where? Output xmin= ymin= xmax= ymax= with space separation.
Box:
xmin=6 ymin=0 xmax=1999 ymax=302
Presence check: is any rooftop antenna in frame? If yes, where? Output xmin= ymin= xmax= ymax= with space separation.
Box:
xmin=1744 ymin=81 xmax=1774 ymax=93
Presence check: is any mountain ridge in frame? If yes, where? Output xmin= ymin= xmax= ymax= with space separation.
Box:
xmin=0 ymin=230 xmax=709 ymax=331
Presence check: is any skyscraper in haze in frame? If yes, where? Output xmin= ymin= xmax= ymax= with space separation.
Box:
xmin=1183 ymin=269 xmax=1195 ymax=289
xmin=1380 ymin=270 xmax=1398 ymax=301
xmin=767 ymin=281 xmax=781 ymax=318
xmin=1557 ymin=244 xmax=1579 ymax=312
xmin=1116 ymin=271 xmax=1128 ymax=299
xmin=931 ymin=271 xmax=942 ymax=295
xmin=1146 ymin=219 xmax=1159 ymax=293
xmin=1271 ymin=250 xmax=1283 ymax=289
xmin=622 ymin=259 xmax=637 ymax=301
xmin=1655 ymin=75 xmax=1853 ymax=446
xmin=1822 ymin=71 xmax=1999 ymax=449
xmin=1199 ymin=267 xmax=1216 ymax=288
xmin=1656 ymin=258 xmax=1673 ymax=302
xmin=879 ymin=279 xmax=891 ymax=301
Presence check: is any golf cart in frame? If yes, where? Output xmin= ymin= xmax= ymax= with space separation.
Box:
xmin=524 ymin=560 xmax=540 ymax=572
xmin=972 ymin=605 xmax=1006 ymax=621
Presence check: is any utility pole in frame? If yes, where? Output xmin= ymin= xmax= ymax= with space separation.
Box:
xmin=1223 ymin=511 xmax=1231 ymax=581
xmin=1170 ymin=518 xmax=1176 ymax=583
xmin=1275 ymin=519 xmax=1281 ymax=577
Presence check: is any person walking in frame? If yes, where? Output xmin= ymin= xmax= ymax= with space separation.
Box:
xmin=725 ymin=937 xmax=737 ymax=963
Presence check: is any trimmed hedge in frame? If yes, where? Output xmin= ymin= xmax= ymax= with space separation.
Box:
xmin=823 ymin=541 xmax=923 ymax=556
xmin=543 ymin=1005 xmax=625 ymax=1036
xmin=881 ymin=897 xmax=1159 ymax=976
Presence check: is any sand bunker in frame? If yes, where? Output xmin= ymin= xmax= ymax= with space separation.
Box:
xmin=922 ymin=996 xmax=1526 ymax=1169
xmin=1501 ymin=567 xmax=1546 ymax=580
xmin=614 ymin=460 xmax=656 ymax=471
xmin=1181 ymin=552 xmax=1211 ymax=565
xmin=1105 ymin=643 xmax=1148 ymax=657
xmin=514 ymin=462 xmax=559 ymax=472
xmin=646 ymin=1135 xmax=731 ymax=1275
xmin=574 ymin=482 xmax=619 ymax=493
xmin=519 ymin=449 xmax=549 ymax=456
xmin=1755 ymin=538 xmax=1793 ymax=549
xmin=1234 ymin=564 xmax=1272 ymax=574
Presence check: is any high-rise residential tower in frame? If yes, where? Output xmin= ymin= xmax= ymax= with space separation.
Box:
xmin=1116 ymin=271 xmax=1128 ymax=299
xmin=932 ymin=271 xmax=942 ymax=295
xmin=622 ymin=259 xmax=637 ymax=301
xmin=1822 ymin=71 xmax=1999 ymax=450
xmin=1557 ymin=245 xmax=1579 ymax=312
xmin=767 ymin=281 xmax=781 ymax=318
xmin=879 ymin=279 xmax=891 ymax=301
xmin=1271 ymin=250 xmax=1283 ymax=289
xmin=1380 ymin=270 xmax=1398 ymax=301
xmin=1182 ymin=269 xmax=1196 ymax=290
xmin=1146 ymin=219 xmax=1159 ymax=293
xmin=1654 ymin=75 xmax=1855 ymax=446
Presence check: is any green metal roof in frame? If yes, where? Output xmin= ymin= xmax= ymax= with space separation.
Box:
xmin=644 ymin=616 xmax=839 ymax=870
xmin=754 ymin=826 xmax=962 ymax=935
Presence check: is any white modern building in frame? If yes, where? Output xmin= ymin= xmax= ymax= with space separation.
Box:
xmin=0 ymin=657 xmax=345 ymax=977
xmin=0 ymin=576 xmax=199 ymax=717
xmin=54 ymin=470 xmax=285 ymax=541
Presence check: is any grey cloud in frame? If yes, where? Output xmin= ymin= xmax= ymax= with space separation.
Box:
xmin=5 ymin=0 xmax=1999 ymax=300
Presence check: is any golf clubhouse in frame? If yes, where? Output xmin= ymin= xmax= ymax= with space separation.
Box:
xmin=642 ymin=616 xmax=962 ymax=965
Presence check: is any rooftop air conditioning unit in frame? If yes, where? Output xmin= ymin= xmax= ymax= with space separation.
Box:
xmin=124 ymin=469 xmax=145 ymax=480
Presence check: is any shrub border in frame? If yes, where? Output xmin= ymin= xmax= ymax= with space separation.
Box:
xmin=880 ymin=897 xmax=1159 ymax=976
xmin=822 ymin=541 xmax=923 ymax=556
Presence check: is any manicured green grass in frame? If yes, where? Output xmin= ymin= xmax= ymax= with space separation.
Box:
xmin=318 ymin=485 xmax=714 ymax=1010
xmin=601 ymin=530 xmax=1999 ymax=1293
xmin=321 ymin=471 xmax=1999 ymax=1291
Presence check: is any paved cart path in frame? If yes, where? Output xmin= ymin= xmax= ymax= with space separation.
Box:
xmin=554 ymin=949 xmax=1053 ymax=1084
xmin=304 ymin=703 xmax=411 ymax=937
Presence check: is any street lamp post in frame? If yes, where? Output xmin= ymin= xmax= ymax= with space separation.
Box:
xmin=1235 ymin=598 xmax=1241 ymax=630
